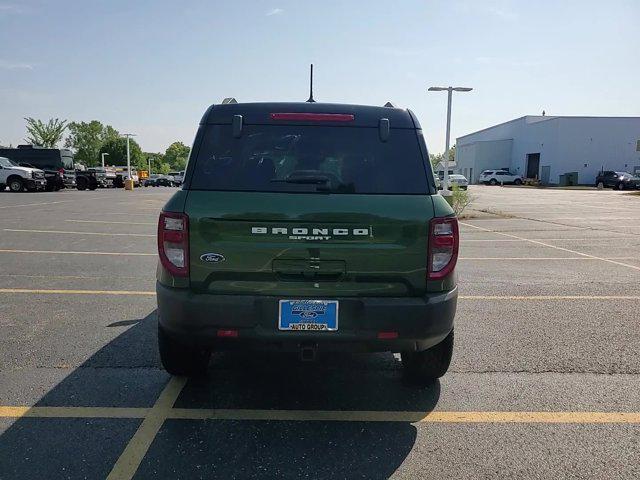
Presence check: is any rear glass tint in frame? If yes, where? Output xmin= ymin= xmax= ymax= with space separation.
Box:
xmin=190 ymin=125 xmax=429 ymax=194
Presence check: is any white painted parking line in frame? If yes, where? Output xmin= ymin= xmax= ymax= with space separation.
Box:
xmin=0 ymin=200 xmax=75 ymax=209
xmin=0 ymin=249 xmax=155 ymax=256
xmin=3 ymin=229 xmax=155 ymax=237
xmin=460 ymin=222 xmax=640 ymax=272
xmin=459 ymin=257 xmax=638 ymax=261
xmin=462 ymin=236 xmax=636 ymax=242
xmin=66 ymin=219 xmax=156 ymax=226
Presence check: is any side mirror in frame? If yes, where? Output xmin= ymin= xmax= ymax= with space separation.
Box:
xmin=233 ymin=115 xmax=243 ymax=138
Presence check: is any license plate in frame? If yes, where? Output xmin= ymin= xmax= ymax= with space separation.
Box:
xmin=278 ymin=300 xmax=338 ymax=331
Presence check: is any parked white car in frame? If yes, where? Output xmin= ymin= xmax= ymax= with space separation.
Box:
xmin=479 ymin=169 xmax=523 ymax=185
xmin=0 ymin=156 xmax=47 ymax=192
xmin=448 ymin=174 xmax=468 ymax=190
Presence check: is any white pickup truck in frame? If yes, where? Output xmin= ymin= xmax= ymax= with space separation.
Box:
xmin=0 ymin=156 xmax=47 ymax=192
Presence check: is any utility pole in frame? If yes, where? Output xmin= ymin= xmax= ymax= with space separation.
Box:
xmin=148 ymin=157 xmax=153 ymax=176
xmin=428 ymin=86 xmax=473 ymax=195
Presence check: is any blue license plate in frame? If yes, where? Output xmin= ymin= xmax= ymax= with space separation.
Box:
xmin=278 ymin=300 xmax=339 ymax=331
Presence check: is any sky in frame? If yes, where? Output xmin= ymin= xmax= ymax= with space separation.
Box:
xmin=1 ymin=0 xmax=638 ymax=154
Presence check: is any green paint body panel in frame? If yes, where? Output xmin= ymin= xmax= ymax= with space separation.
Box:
xmin=157 ymin=182 xmax=458 ymax=296
xmin=182 ymin=191 xmax=436 ymax=297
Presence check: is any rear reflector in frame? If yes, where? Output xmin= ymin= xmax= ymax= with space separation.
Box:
xmin=270 ymin=113 xmax=354 ymax=122
xmin=377 ymin=331 xmax=399 ymax=340
xmin=217 ymin=329 xmax=238 ymax=338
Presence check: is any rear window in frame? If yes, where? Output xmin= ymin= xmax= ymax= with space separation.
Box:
xmin=189 ymin=125 xmax=429 ymax=194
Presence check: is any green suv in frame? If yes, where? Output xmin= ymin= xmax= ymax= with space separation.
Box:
xmin=156 ymin=101 xmax=458 ymax=382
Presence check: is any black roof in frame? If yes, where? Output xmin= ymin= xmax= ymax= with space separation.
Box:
xmin=200 ymin=102 xmax=420 ymax=129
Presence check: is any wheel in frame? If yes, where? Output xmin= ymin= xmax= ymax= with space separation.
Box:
xmin=489 ymin=178 xmax=498 ymax=186
xmin=158 ymin=323 xmax=211 ymax=376
xmin=402 ymin=330 xmax=454 ymax=383
xmin=617 ymin=182 xmax=625 ymax=191
xmin=88 ymin=180 xmax=98 ymax=191
xmin=596 ymin=181 xmax=604 ymax=189
xmin=8 ymin=177 xmax=24 ymax=192
xmin=76 ymin=177 xmax=87 ymax=191
xmin=513 ymin=178 xmax=522 ymax=185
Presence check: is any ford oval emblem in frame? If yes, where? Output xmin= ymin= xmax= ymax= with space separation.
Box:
xmin=200 ymin=253 xmax=225 ymax=263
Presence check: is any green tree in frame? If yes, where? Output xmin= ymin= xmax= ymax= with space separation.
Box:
xmin=99 ymin=137 xmax=143 ymax=168
xmin=158 ymin=162 xmax=171 ymax=175
xmin=142 ymin=153 xmax=166 ymax=174
xmin=164 ymin=141 xmax=190 ymax=170
xmin=24 ymin=117 xmax=68 ymax=148
xmin=64 ymin=121 xmax=120 ymax=167
xmin=429 ymin=145 xmax=456 ymax=170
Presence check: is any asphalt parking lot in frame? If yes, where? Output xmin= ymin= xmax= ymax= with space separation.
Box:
xmin=1 ymin=185 xmax=639 ymax=479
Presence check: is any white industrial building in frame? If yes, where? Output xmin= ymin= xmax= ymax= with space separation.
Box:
xmin=455 ymin=116 xmax=640 ymax=185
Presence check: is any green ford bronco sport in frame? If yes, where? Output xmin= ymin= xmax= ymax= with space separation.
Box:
xmin=156 ymin=101 xmax=458 ymax=382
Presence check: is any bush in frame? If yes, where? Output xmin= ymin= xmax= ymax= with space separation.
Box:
xmin=450 ymin=184 xmax=474 ymax=216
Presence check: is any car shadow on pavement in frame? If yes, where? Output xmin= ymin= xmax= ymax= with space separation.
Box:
xmin=0 ymin=310 xmax=441 ymax=479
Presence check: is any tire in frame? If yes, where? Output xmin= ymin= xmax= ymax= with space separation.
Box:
xmin=489 ymin=178 xmax=498 ymax=186
xmin=402 ymin=330 xmax=454 ymax=383
xmin=617 ymin=182 xmax=625 ymax=191
xmin=76 ymin=177 xmax=88 ymax=191
xmin=8 ymin=177 xmax=24 ymax=192
xmin=158 ymin=323 xmax=211 ymax=376
xmin=513 ymin=178 xmax=522 ymax=185
xmin=0 ymin=183 xmax=5 ymax=191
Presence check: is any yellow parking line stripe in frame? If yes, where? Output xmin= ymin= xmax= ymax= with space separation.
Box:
xmin=107 ymin=376 xmax=187 ymax=480
xmin=3 ymin=229 xmax=155 ymax=237
xmin=0 ymin=288 xmax=155 ymax=296
xmin=0 ymin=406 xmax=148 ymax=418
xmin=168 ymin=409 xmax=640 ymax=424
xmin=66 ymin=220 xmax=156 ymax=226
xmin=460 ymin=222 xmax=640 ymax=272
xmin=2 ymin=405 xmax=639 ymax=424
xmin=0 ymin=249 xmax=155 ymax=256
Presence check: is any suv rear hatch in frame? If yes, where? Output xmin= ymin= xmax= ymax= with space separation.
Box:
xmin=185 ymin=111 xmax=435 ymax=297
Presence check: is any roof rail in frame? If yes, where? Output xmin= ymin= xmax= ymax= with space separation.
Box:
xmin=221 ymin=97 xmax=238 ymax=104
xmin=383 ymin=101 xmax=396 ymax=108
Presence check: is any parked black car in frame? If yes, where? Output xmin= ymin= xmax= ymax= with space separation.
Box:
xmin=595 ymin=171 xmax=640 ymax=190
xmin=144 ymin=175 xmax=176 ymax=187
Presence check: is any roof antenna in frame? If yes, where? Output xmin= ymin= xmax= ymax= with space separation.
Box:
xmin=306 ymin=64 xmax=315 ymax=103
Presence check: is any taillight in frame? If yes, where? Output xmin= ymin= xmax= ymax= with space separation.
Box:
xmin=158 ymin=212 xmax=189 ymax=277
xmin=58 ymin=168 xmax=64 ymax=177
xmin=427 ymin=217 xmax=459 ymax=280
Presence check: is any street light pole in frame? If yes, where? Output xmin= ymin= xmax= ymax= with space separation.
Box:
xmin=428 ymin=86 xmax=473 ymax=196
xmin=148 ymin=157 xmax=153 ymax=176
xmin=101 ymin=152 xmax=109 ymax=168
xmin=121 ymin=133 xmax=136 ymax=184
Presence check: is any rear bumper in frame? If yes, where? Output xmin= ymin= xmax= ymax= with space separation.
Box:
xmin=156 ymin=282 xmax=457 ymax=353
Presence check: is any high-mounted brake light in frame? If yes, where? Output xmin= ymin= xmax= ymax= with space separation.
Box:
xmin=158 ymin=211 xmax=189 ymax=277
xmin=270 ymin=113 xmax=354 ymax=122
xmin=427 ymin=217 xmax=459 ymax=280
